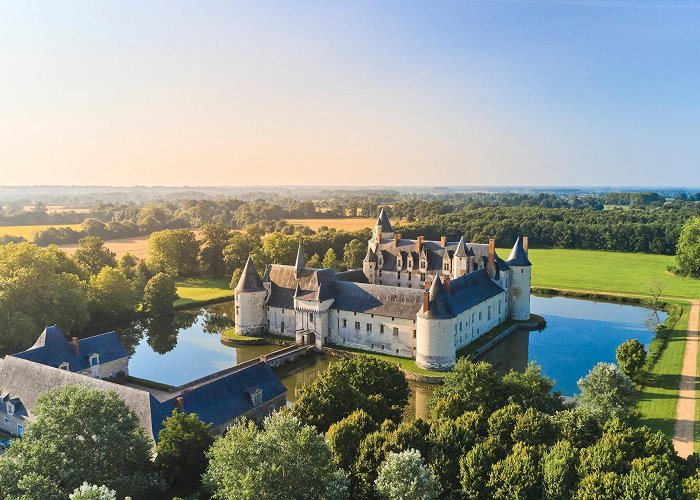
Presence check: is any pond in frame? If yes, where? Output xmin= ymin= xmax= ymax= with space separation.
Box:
xmin=112 ymin=295 xmax=665 ymax=414
xmin=479 ymin=295 xmax=666 ymax=396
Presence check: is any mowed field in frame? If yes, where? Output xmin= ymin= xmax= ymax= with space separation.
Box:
xmin=0 ymin=224 xmax=83 ymax=241
xmin=58 ymin=235 xmax=151 ymax=259
xmin=499 ymin=247 xmax=700 ymax=300
xmin=286 ymin=218 xmax=376 ymax=231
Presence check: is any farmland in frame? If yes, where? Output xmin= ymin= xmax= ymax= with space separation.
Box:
xmin=0 ymin=224 xmax=82 ymax=241
xmin=285 ymin=217 xmax=376 ymax=231
xmin=58 ymin=235 xmax=151 ymax=259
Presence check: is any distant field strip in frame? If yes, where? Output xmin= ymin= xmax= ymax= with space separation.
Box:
xmin=498 ymin=247 xmax=699 ymax=300
xmin=58 ymin=235 xmax=151 ymax=259
xmin=286 ymin=218 xmax=376 ymax=231
xmin=0 ymin=224 xmax=83 ymax=241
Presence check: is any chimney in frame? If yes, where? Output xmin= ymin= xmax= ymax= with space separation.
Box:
xmin=416 ymin=235 xmax=423 ymax=253
xmin=394 ymin=233 xmax=400 ymax=246
xmin=423 ymin=289 xmax=430 ymax=312
xmin=523 ymin=236 xmax=529 ymax=252
xmin=176 ymin=396 xmax=184 ymax=412
xmin=443 ymin=275 xmax=450 ymax=295
xmin=487 ymin=238 xmax=496 ymax=278
xmin=440 ymin=236 xmax=447 ymax=247
xmin=71 ymin=337 xmax=79 ymax=356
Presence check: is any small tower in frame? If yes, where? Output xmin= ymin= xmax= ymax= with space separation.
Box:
xmin=294 ymin=244 xmax=305 ymax=279
xmin=362 ymin=246 xmax=378 ymax=284
xmin=234 ymin=256 xmax=267 ymax=335
xmin=374 ymin=208 xmax=395 ymax=242
xmin=452 ymin=236 xmax=469 ymax=278
xmin=415 ymin=278 xmax=456 ymax=371
xmin=506 ymin=236 xmax=532 ymax=321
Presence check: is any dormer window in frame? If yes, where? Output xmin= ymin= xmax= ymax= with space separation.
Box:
xmin=89 ymin=354 xmax=100 ymax=367
xmin=6 ymin=402 xmax=14 ymax=415
xmin=251 ymin=389 xmax=262 ymax=407
xmin=59 ymin=362 xmax=69 ymax=371
xmin=420 ymin=261 xmax=426 ymax=269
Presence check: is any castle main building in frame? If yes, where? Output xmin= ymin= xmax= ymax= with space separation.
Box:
xmin=234 ymin=210 xmax=531 ymax=371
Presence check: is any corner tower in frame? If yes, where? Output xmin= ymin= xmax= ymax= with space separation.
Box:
xmin=506 ymin=236 xmax=532 ymax=321
xmin=415 ymin=278 xmax=456 ymax=371
xmin=234 ymin=256 xmax=267 ymax=335
xmin=374 ymin=208 xmax=395 ymax=242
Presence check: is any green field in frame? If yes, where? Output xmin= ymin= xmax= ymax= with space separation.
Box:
xmin=0 ymin=224 xmax=83 ymax=241
xmin=635 ymin=302 xmax=690 ymax=438
xmin=499 ymin=247 xmax=700 ymax=300
xmin=174 ymin=278 xmax=234 ymax=307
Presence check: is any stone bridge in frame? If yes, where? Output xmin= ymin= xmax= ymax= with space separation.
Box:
xmin=260 ymin=343 xmax=314 ymax=368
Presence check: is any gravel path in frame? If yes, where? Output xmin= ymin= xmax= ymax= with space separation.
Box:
xmin=673 ymin=300 xmax=700 ymax=457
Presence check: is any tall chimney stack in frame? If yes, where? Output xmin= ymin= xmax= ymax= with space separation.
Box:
xmin=440 ymin=236 xmax=447 ymax=247
xmin=443 ymin=275 xmax=450 ymax=295
xmin=71 ymin=337 xmax=79 ymax=356
xmin=487 ymin=239 xmax=496 ymax=278
xmin=523 ymin=236 xmax=529 ymax=252
xmin=423 ymin=289 xmax=430 ymax=312
xmin=416 ymin=236 xmax=423 ymax=253
xmin=394 ymin=233 xmax=401 ymax=246
xmin=176 ymin=396 xmax=184 ymax=412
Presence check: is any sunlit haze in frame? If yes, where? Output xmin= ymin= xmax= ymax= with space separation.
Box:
xmin=2 ymin=1 xmax=700 ymax=186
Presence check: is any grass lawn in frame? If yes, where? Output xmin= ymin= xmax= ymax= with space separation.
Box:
xmin=635 ymin=301 xmax=690 ymax=439
xmin=220 ymin=328 xmax=261 ymax=341
xmin=328 ymin=344 xmax=446 ymax=377
xmin=499 ymin=247 xmax=700 ymax=300
xmin=0 ymin=223 xmax=83 ymax=241
xmin=175 ymin=277 xmax=234 ymax=306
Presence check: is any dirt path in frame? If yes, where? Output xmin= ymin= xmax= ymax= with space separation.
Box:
xmin=673 ymin=300 xmax=700 ymax=457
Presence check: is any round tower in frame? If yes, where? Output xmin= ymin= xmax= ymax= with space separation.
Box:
xmin=362 ymin=246 xmax=377 ymax=283
xmin=506 ymin=236 xmax=532 ymax=321
xmin=415 ymin=279 xmax=456 ymax=371
xmin=234 ymin=256 xmax=267 ymax=335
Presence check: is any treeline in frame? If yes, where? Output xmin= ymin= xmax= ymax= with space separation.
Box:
xmin=394 ymin=205 xmax=700 ymax=255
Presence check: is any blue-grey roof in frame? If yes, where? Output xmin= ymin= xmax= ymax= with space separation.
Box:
xmin=12 ymin=326 xmax=128 ymax=372
xmin=331 ymin=280 xmax=424 ymax=319
xmin=421 ymin=278 xmax=454 ymax=320
xmin=235 ymin=256 xmax=265 ymax=293
xmin=149 ymin=362 xmax=287 ymax=437
xmin=376 ymin=208 xmax=394 ymax=232
xmin=507 ymin=237 xmax=532 ymax=267
xmin=419 ymin=269 xmax=505 ymax=320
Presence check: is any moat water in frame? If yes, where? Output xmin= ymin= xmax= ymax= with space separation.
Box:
xmin=113 ymin=295 xmax=665 ymax=416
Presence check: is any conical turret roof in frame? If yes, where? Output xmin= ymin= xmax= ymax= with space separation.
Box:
xmin=422 ymin=278 xmax=454 ymax=320
xmin=507 ymin=237 xmax=531 ymax=266
xmin=234 ymin=256 xmax=265 ymax=293
xmin=363 ymin=246 xmax=377 ymax=263
xmin=376 ymin=208 xmax=393 ymax=232
xmin=454 ymin=236 xmax=468 ymax=257
xmin=294 ymin=244 xmax=305 ymax=278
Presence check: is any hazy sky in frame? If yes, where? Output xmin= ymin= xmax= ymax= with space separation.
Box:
xmin=2 ymin=1 xmax=700 ymax=187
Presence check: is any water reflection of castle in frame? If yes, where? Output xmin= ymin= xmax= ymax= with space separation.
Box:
xmin=475 ymin=328 xmax=530 ymax=376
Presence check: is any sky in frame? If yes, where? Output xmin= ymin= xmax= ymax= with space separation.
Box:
xmin=1 ymin=1 xmax=700 ymax=187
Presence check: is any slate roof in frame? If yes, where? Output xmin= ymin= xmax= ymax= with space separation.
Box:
xmin=12 ymin=326 xmax=128 ymax=372
xmin=419 ymin=268 xmax=505 ymax=320
xmin=376 ymin=208 xmax=393 ymax=232
xmin=507 ymin=237 xmax=532 ymax=267
xmin=363 ymin=247 xmax=377 ymax=263
xmin=331 ymin=281 xmax=424 ymax=319
xmin=420 ymin=278 xmax=454 ymax=320
xmin=375 ymin=238 xmax=491 ymax=272
xmin=235 ymin=256 xmax=265 ymax=293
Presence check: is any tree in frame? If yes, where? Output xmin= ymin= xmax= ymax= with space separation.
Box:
xmin=343 ymin=239 xmax=366 ymax=269
xmin=427 ymin=418 xmax=479 ymax=497
xmin=222 ymin=232 xmax=261 ymax=273
xmin=375 ymin=449 xmax=441 ymax=500
xmin=69 ymin=483 xmax=117 ymax=500
xmin=542 ymin=440 xmax=578 ymax=500
xmin=156 ymin=409 xmax=214 ymax=488
xmin=576 ymin=363 xmax=636 ymax=424
xmin=326 ymin=410 xmax=378 ymax=470
xmin=0 ymin=243 xmax=89 ymax=351
xmin=74 ymin=236 xmax=116 ymax=275
xmin=261 ymin=232 xmax=300 ymax=264
xmin=293 ymin=356 xmax=409 ymax=432
xmin=147 ymin=229 xmax=200 ymax=277
xmin=142 ymin=272 xmax=179 ymax=313
xmin=428 ymin=359 xmax=503 ymax=418
xmin=501 ymin=362 xmax=565 ymax=414
xmin=615 ymin=339 xmax=647 ymax=380
xmin=203 ymin=411 xmax=349 ymax=500
xmin=487 ymin=443 xmax=542 ymax=500
xmin=460 ymin=440 xmax=498 ymax=500
xmin=674 ymin=217 xmax=700 ymax=277
xmin=87 ymin=266 xmax=139 ymax=323
xmin=0 ymin=386 xmax=157 ymax=499
xmin=307 ymin=252 xmax=322 ymax=269
xmin=322 ymin=248 xmax=341 ymax=270
xmin=199 ymin=223 xmax=232 ymax=277
xmin=575 ymin=472 xmax=622 ymax=499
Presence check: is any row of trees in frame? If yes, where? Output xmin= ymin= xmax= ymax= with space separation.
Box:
xmin=4 ymin=355 xmax=699 ymax=499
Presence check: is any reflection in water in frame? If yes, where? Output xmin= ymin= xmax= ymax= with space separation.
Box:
xmin=476 ymin=328 xmax=530 ymax=377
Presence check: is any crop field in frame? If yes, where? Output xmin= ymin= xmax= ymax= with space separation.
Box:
xmin=498 ymin=247 xmax=700 ymax=300
xmin=59 ymin=236 xmax=151 ymax=259
xmin=0 ymin=224 xmax=83 ymax=241
xmin=285 ymin=218 xmax=376 ymax=231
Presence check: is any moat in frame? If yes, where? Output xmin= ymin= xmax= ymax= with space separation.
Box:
xmin=114 ymin=295 xmax=665 ymax=416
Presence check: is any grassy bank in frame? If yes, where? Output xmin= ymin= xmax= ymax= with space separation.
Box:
xmin=326 ymin=344 xmax=446 ymax=377
xmin=635 ymin=301 xmax=689 ymax=438
xmin=499 ymin=247 xmax=699 ymax=300
xmin=220 ymin=328 xmax=262 ymax=342
xmin=174 ymin=277 xmax=234 ymax=307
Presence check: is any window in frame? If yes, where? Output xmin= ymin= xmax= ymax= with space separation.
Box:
xmin=281 ymin=322 xmax=285 ymax=333
xmin=499 ymin=301 xmax=502 ymax=314
xmin=6 ymin=403 xmax=14 ymax=416
xmin=460 ymin=322 xmax=463 ymax=332
xmin=379 ymin=270 xmax=382 ymax=277
xmin=393 ymin=327 xmax=399 ymax=336
xmin=355 ymin=321 xmax=361 ymax=330
xmin=420 ymin=261 xmax=426 ymax=269
xmin=397 ymin=272 xmax=401 ymax=279
xmin=420 ymin=273 xmax=425 ymax=282
xmin=408 ymin=272 xmax=411 ymax=281
xmin=413 ymin=330 xmax=416 ymax=338
xmin=309 ymin=312 xmax=314 ymax=322
xmin=366 ymin=323 xmax=372 ymax=332
xmin=89 ymin=354 xmax=100 ymax=367
xmin=235 ymin=306 xmax=239 ymax=316
xmin=3 ymin=417 xmax=8 ymax=425
xmin=488 ymin=306 xmax=492 ymax=321
xmin=380 ymin=324 xmax=384 ymax=334
xmin=342 ymin=319 xmax=347 ymax=328
xmin=479 ymin=311 xmax=482 ymax=321
xmin=251 ymin=389 xmax=263 ymax=407
xmin=444 ymin=263 xmax=449 ymax=271
xmin=59 ymin=362 xmax=69 ymax=371
xmin=396 ymin=349 xmax=399 ymax=354
xmin=382 ymin=344 xmax=385 ymax=349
